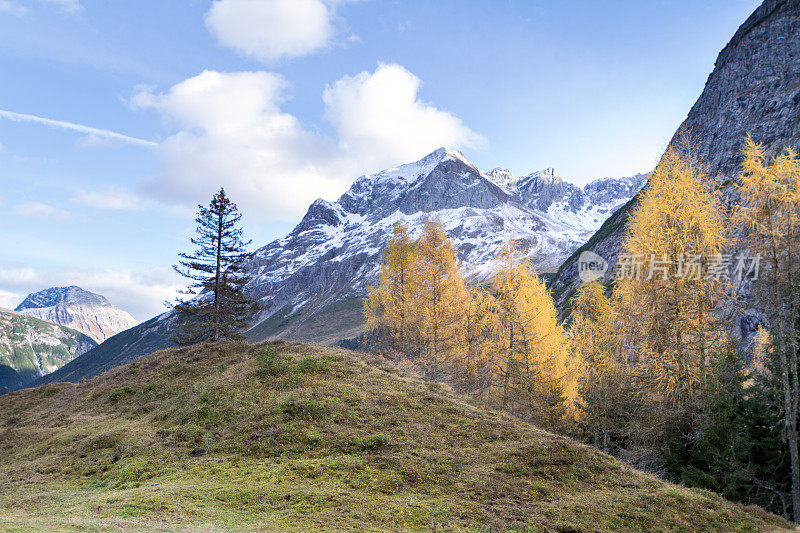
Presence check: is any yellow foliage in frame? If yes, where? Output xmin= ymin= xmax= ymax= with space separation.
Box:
xmin=617 ymin=142 xmax=730 ymax=407
xmin=364 ymin=222 xmax=419 ymax=354
xmin=414 ymin=219 xmax=470 ymax=379
xmin=485 ymin=241 xmax=576 ymax=422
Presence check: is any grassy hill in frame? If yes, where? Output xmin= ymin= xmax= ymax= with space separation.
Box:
xmin=0 ymin=342 xmax=792 ymax=532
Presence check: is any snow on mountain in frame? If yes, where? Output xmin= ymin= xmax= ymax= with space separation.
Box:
xmin=15 ymin=286 xmax=138 ymax=344
xmin=242 ymin=148 xmax=647 ymax=343
xmin=33 ymin=148 xmax=648 ymax=384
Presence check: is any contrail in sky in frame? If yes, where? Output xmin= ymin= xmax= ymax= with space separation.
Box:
xmin=0 ymin=108 xmax=157 ymax=147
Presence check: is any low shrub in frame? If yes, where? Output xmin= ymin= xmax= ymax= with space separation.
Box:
xmin=255 ymin=348 xmax=290 ymax=377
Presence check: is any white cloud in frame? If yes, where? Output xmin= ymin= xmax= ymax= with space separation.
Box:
xmin=0 ymin=109 xmax=156 ymax=147
xmin=206 ymin=0 xmax=337 ymax=61
xmin=0 ymin=289 xmax=23 ymax=310
xmin=72 ymin=187 xmax=140 ymax=211
xmin=132 ymin=70 xmax=343 ymax=220
xmin=0 ymin=266 xmax=181 ymax=321
xmin=133 ymin=64 xmax=482 ymax=222
xmin=13 ymin=202 xmax=71 ymax=220
xmin=323 ymin=63 xmax=484 ymax=171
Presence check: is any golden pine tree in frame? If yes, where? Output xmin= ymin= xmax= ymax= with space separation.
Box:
xmin=569 ymin=281 xmax=636 ymax=451
xmin=736 ymin=137 xmax=800 ymax=521
xmin=485 ymin=241 xmax=576 ymax=425
xmin=453 ymin=286 xmax=492 ymax=392
xmin=414 ymin=218 xmax=469 ymax=380
xmin=617 ymin=142 xmax=730 ymax=408
xmin=364 ymin=222 xmax=419 ymax=355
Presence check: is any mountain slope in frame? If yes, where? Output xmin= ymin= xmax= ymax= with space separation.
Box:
xmin=40 ymin=149 xmax=644 ymax=384
xmin=550 ymin=0 xmax=800 ymax=324
xmin=32 ymin=314 xmax=173 ymax=386
xmin=0 ymin=365 xmax=23 ymax=393
xmin=15 ymin=286 xmax=138 ymax=344
xmin=0 ymin=342 xmax=790 ymax=531
xmin=243 ymin=148 xmax=644 ymax=344
xmin=0 ymin=308 xmax=97 ymax=387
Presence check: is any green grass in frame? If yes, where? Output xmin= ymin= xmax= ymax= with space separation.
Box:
xmin=0 ymin=341 xmax=792 ymax=532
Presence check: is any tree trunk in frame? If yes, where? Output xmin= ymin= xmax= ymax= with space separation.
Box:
xmin=214 ymin=208 xmax=223 ymax=342
xmin=502 ymin=324 xmax=513 ymax=410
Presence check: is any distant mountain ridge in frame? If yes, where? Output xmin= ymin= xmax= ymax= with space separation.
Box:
xmin=35 ymin=150 xmax=645 ymax=385
xmin=242 ymin=148 xmax=646 ymax=344
xmin=15 ymin=286 xmax=138 ymax=344
xmin=0 ymin=307 xmax=97 ymax=389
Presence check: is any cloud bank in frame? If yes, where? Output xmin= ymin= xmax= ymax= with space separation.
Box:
xmin=133 ymin=64 xmax=482 ymax=222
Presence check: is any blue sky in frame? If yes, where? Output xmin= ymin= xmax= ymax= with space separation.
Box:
xmin=0 ymin=0 xmax=761 ymax=320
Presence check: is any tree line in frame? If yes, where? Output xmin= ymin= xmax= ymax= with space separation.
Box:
xmin=364 ymin=139 xmax=800 ymax=522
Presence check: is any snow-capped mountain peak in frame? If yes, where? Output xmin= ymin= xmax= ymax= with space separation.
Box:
xmin=241 ymin=148 xmax=647 ymax=343
xmin=485 ymin=168 xmax=515 ymax=187
xmin=15 ymin=286 xmax=138 ymax=344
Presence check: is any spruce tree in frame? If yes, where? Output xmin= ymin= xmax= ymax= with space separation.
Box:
xmin=171 ymin=187 xmax=260 ymax=345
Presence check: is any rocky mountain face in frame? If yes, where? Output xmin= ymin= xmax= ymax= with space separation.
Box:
xmin=0 ymin=307 xmax=97 ymax=388
xmin=242 ymin=148 xmax=646 ymax=344
xmin=550 ymin=0 xmax=800 ymax=342
xmin=36 ymin=150 xmax=644 ymax=384
xmin=15 ymin=286 xmax=138 ymax=344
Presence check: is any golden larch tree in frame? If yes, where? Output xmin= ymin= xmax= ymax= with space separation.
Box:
xmin=364 ymin=222 xmax=419 ymax=355
xmin=617 ymin=142 xmax=730 ymax=408
xmin=485 ymin=241 xmax=576 ymax=425
xmin=736 ymin=137 xmax=800 ymax=521
xmin=414 ymin=218 xmax=470 ymax=380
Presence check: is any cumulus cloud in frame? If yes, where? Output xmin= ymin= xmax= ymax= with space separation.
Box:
xmin=134 ymin=64 xmax=481 ymax=222
xmin=132 ymin=70 xmax=343 ymax=219
xmin=206 ymin=0 xmax=336 ymax=62
xmin=0 ymin=265 xmax=181 ymax=321
xmin=72 ymin=187 xmax=140 ymax=211
xmin=324 ymin=63 xmax=484 ymax=171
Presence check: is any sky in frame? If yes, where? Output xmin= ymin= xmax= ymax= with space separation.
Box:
xmin=0 ymin=0 xmax=761 ymax=321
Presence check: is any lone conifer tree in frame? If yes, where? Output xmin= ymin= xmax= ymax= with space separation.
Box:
xmin=171 ymin=188 xmax=260 ymax=345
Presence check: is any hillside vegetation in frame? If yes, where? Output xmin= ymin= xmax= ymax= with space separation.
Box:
xmin=0 ymin=307 xmax=97 ymax=387
xmin=0 ymin=341 xmax=791 ymax=532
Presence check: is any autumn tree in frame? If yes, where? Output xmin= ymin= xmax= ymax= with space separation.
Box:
xmin=414 ymin=219 xmax=469 ymax=380
xmin=616 ymin=143 xmax=730 ymax=409
xmin=737 ymin=138 xmax=800 ymax=522
xmin=485 ymin=242 xmax=576 ymax=426
xmin=452 ymin=286 xmax=492 ymax=392
xmin=364 ymin=222 xmax=419 ymax=355
xmin=172 ymin=188 xmax=260 ymax=345
xmin=570 ymin=281 xmax=636 ymax=451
